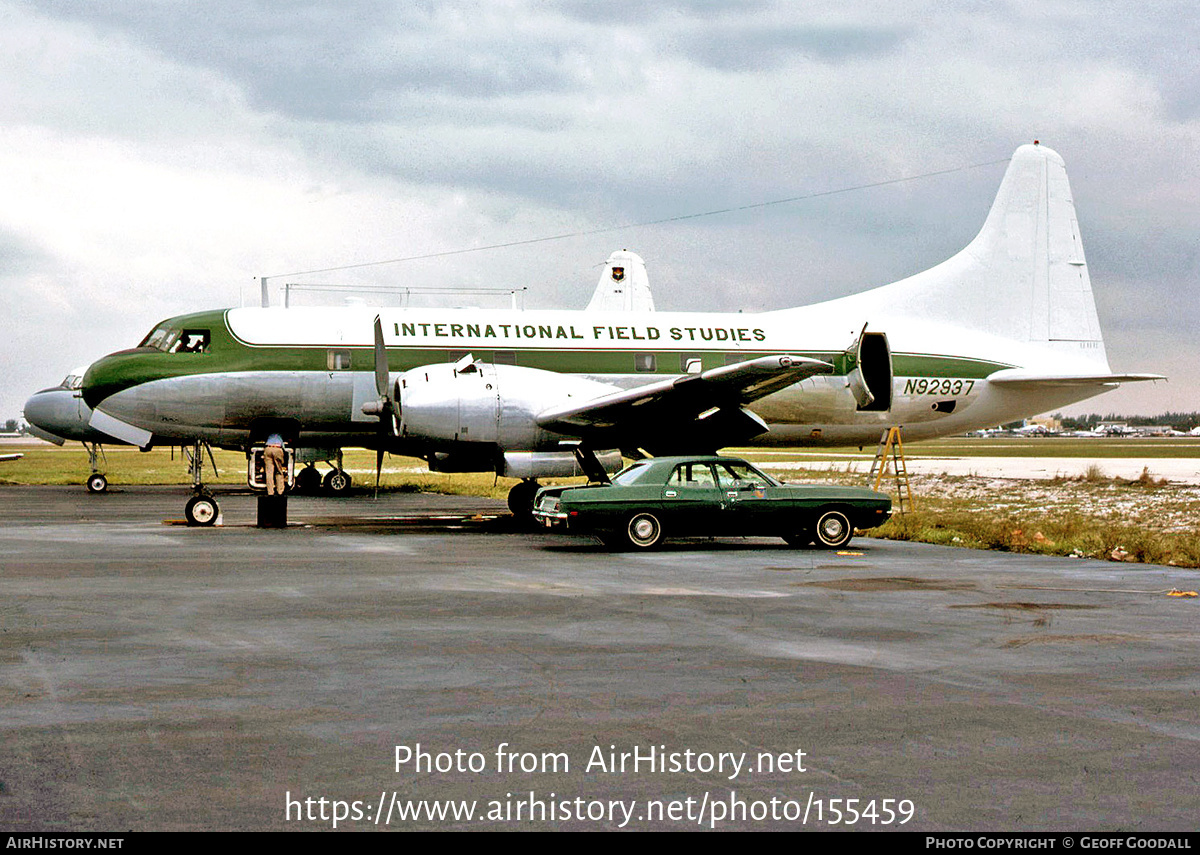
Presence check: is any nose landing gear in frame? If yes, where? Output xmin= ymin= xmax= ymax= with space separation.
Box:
xmin=183 ymin=441 xmax=221 ymax=526
xmin=84 ymin=443 xmax=108 ymax=493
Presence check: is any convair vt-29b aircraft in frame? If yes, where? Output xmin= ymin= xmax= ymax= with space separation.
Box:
xmin=79 ymin=144 xmax=1160 ymax=524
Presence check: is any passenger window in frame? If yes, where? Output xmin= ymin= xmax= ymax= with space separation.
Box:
xmin=327 ymin=349 xmax=351 ymax=370
xmin=635 ymin=353 xmax=657 ymax=372
xmin=493 ymin=350 xmax=516 ymax=365
xmin=680 ymin=354 xmax=703 ymax=373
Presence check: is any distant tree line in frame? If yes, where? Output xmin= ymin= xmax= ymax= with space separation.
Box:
xmin=1052 ymin=412 xmax=1200 ymax=432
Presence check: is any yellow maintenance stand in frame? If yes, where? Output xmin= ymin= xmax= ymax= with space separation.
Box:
xmin=869 ymin=427 xmax=914 ymax=513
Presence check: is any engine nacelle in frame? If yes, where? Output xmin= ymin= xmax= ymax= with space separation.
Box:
xmin=397 ymin=361 xmax=618 ymax=452
xmin=501 ymin=450 xmax=623 ymax=479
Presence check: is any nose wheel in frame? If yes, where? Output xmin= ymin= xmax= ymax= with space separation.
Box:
xmin=183 ymin=441 xmax=221 ymax=526
xmin=185 ymin=492 xmax=219 ymax=527
xmin=84 ymin=442 xmax=109 ymax=493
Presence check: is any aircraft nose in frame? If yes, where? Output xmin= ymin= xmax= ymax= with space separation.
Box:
xmin=22 ymin=388 xmax=59 ymax=432
xmin=22 ymin=387 xmax=78 ymax=444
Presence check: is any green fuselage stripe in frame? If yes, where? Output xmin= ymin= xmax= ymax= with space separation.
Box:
xmin=84 ymin=308 xmax=1011 ymax=405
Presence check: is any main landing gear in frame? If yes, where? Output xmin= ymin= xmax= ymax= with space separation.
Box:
xmin=323 ymin=467 xmax=352 ymax=495
xmin=295 ymin=464 xmax=322 ymax=493
xmin=183 ymin=440 xmax=221 ymax=526
xmin=507 ymin=478 xmax=540 ymax=525
xmin=84 ymin=442 xmax=108 ymax=493
xmin=293 ymin=450 xmax=352 ymax=496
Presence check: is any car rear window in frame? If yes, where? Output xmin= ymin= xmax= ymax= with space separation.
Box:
xmin=611 ymin=462 xmax=652 ymax=485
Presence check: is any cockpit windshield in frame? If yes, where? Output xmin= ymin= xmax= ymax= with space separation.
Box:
xmin=139 ymin=324 xmax=181 ymax=352
xmin=138 ymin=325 xmax=210 ymax=353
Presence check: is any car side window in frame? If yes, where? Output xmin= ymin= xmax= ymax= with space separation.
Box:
xmin=671 ymin=463 xmax=717 ymax=488
xmin=716 ymin=463 xmax=770 ymax=488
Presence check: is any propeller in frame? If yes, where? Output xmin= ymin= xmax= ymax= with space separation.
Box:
xmin=360 ymin=315 xmax=398 ymax=496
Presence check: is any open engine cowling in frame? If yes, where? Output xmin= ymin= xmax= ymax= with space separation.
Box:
xmin=845 ymin=330 xmax=892 ymax=412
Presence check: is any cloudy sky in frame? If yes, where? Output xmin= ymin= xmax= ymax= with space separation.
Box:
xmin=3 ymin=0 xmax=1196 ymax=423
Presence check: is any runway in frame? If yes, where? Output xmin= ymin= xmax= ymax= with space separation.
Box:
xmin=1 ymin=486 xmax=1197 ymax=831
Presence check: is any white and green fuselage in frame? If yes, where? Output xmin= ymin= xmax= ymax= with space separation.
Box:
xmin=79 ymin=144 xmax=1158 ymax=476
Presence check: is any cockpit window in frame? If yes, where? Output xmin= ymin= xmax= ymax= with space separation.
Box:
xmin=62 ymin=374 xmax=83 ymax=390
xmin=139 ymin=324 xmax=181 ymax=352
xmin=137 ymin=325 xmax=209 ymax=353
xmin=174 ymin=329 xmax=210 ymax=353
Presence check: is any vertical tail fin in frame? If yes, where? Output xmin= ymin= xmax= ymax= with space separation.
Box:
xmin=586 ymin=250 xmax=656 ymax=312
xmin=864 ymin=143 xmax=1111 ymax=369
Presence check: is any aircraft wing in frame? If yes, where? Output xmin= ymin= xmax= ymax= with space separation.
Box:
xmin=537 ymin=354 xmax=831 ymax=451
xmin=987 ymin=370 xmax=1166 ymax=388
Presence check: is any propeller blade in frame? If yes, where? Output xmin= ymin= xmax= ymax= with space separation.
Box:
xmin=373 ymin=315 xmax=389 ymax=402
xmin=375 ymin=447 xmax=384 ymax=498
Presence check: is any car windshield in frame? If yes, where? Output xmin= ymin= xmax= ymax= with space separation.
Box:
xmin=714 ymin=461 xmax=779 ymax=488
xmin=611 ymin=462 xmax=653 ymax=486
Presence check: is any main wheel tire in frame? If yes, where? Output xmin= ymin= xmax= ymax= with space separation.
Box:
xmin=185 ymin=495 xmax=219 ymax=527
xmin=323 ymin=469 xmax=351 ymax=495
xmin=812 ymin=509 xmax=853 ymax=549
xmin=507 ymin=480 xmax=539 ymax=521
xmin=296 ymin=466 xmax=322 ymax=494
xmin=625 ymin=511 xmax=664 ymax=549
xmin=86 ymin=473 xmax=108 ymax=493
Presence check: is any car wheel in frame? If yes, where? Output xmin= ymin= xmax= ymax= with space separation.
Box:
xmin=185 ymin=495 xmax=219 ymax=527
xmin=811 ymin=509 xmax=853 ymax=549
xmin=625 ymin=511 xmax=664 ymax=549
xmin=781 ymin=533 xmax=810 ymax=547
xmin=86 ymin=473 xmax=108 ymax=493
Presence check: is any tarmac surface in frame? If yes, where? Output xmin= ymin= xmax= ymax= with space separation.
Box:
xmin=1 ymin=485 xmax=1197 ymax=831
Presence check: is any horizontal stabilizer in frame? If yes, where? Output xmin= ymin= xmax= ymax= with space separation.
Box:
xmin=987 ymin=369 xmax=1166 ymax=388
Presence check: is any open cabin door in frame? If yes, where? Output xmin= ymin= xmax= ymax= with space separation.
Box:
xmin=845 ymin=327 xmax=893 ymax=412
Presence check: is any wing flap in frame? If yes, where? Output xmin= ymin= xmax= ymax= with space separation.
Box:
xmin=537 ymin=354 xmax=831 ymax=447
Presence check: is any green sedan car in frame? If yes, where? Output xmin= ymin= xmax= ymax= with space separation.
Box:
xmin=532 ymin=455 xmax=892 ymax=550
